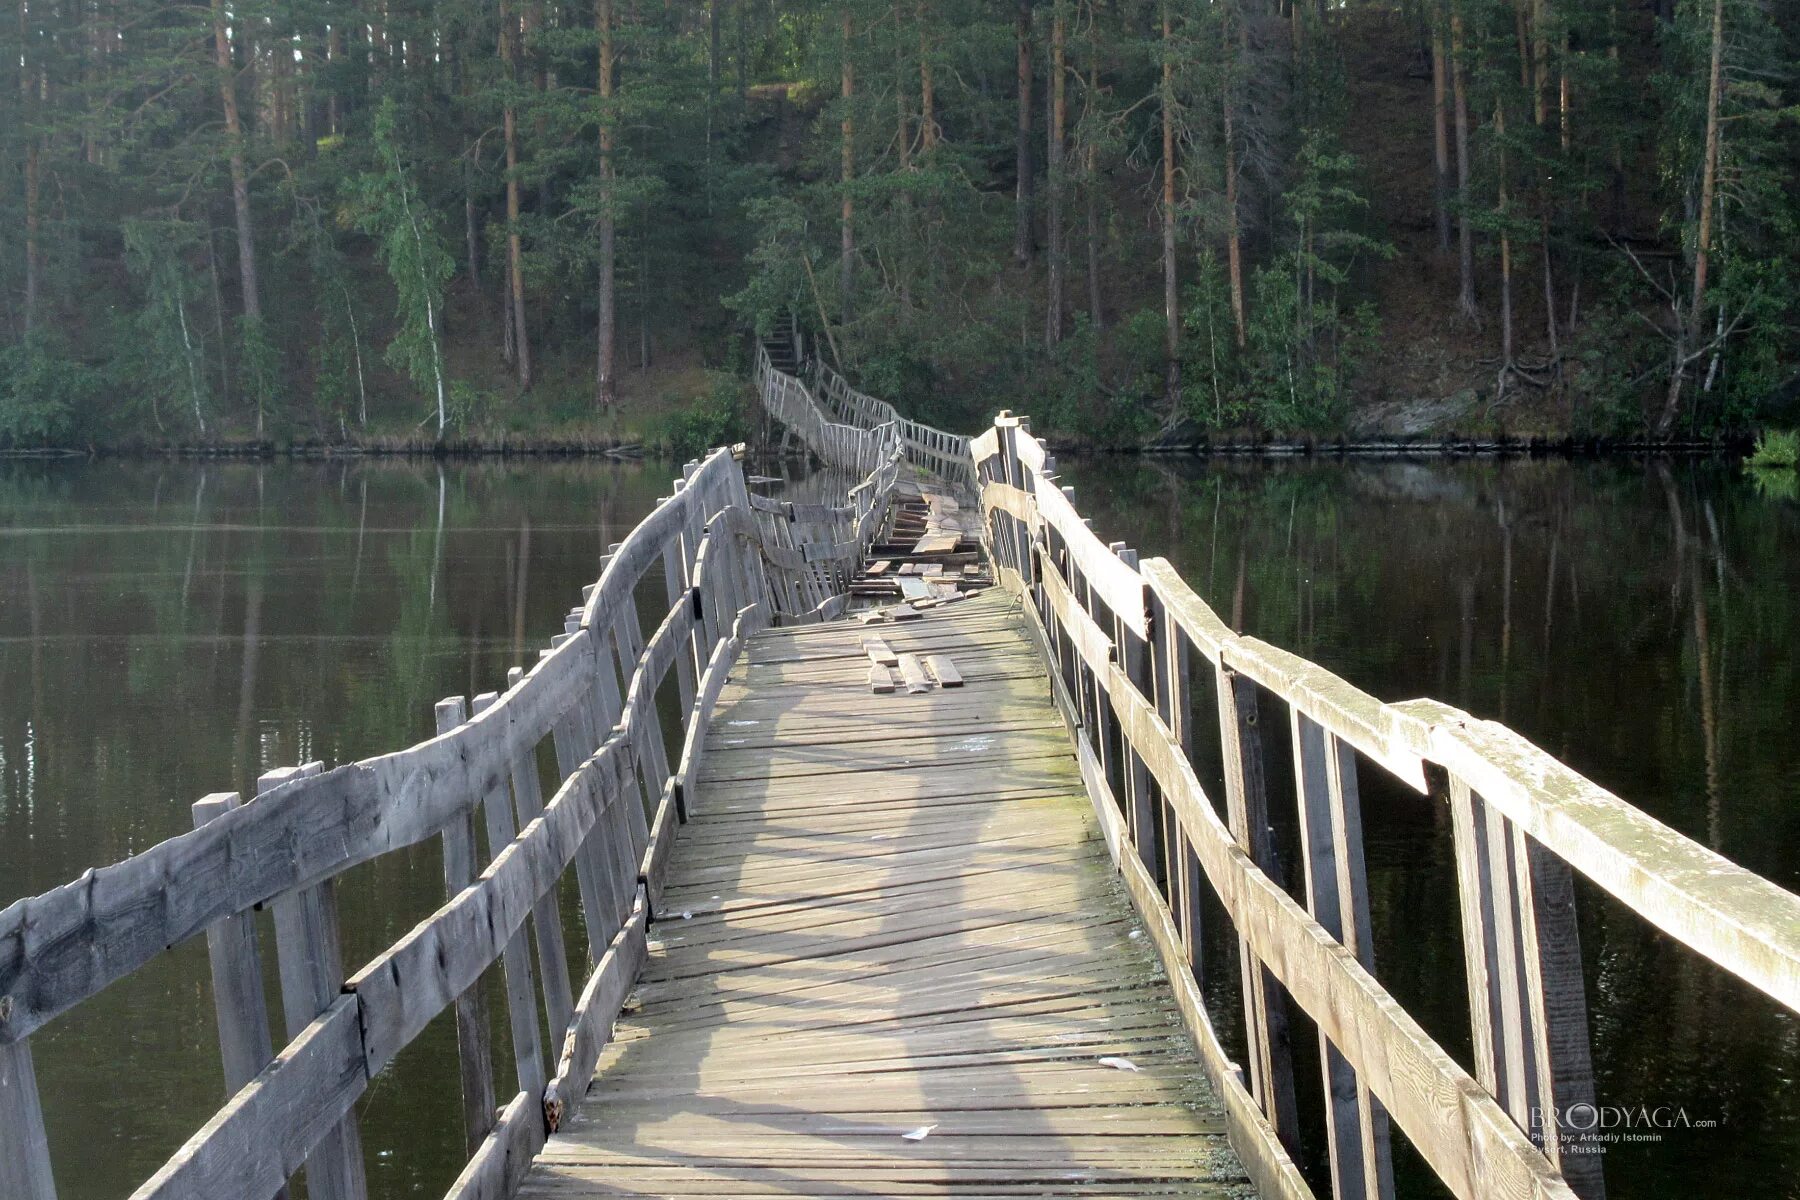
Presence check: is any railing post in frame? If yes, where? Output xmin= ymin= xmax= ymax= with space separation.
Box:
xmin=434 ymin=698 xmax=500 ymax=1157
xmin=469 ymin=690 xmax=550 ymax=1104
xmin=266 ymin=762 xmax=369 ymax=1200
xmin=1446 ymin=773 xmax=1605 ymax=1198
xmin=191 ymin=791 xmax=289 ymax=1200
xmin=1215 ymin=666 xmax=1301 ymax=1157
xmin=0 ymin=1039 xmax=57 ymax=1200
xmin=1111 ymin=544 xmax=1158 ymax=882
xmin=1292 ymin=714 xmax=1395 ymax=1200
xmin=503 ymin=665 xmax=578 ymax=1047
xmin=1147 ymin=591 xmax=1201 ymax=980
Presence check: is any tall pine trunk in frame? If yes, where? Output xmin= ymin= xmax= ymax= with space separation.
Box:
xmin=596 ymin=0 xmax=616 ymax=411
xmin=1083 ymin=34 xmax=1101 ymax=331
xmin=1496 ymin=101 xmax=1514 ymax=389
xmin=213 ymin=0 xmax=263 ymax=433
xmin=1223 ymin=1 xmax=1246 ymax=349
xmin=1159 ymin=2 xmax=1179 ymax=414
xmin=1014 ymin=0 xmax=1033 ymax=266
xmin=840 ymin=14 xmax=854 ymax=317
xmin=1431 ymin=18 xmax=1452 ymax=254
xmin=1044 ymin=2 xmax=1065 ymax=349
xmin=917 ymin=3 xmax=935 ymax=152
xmin=502 ymin=0 xmax=531 ymax=388
xmin=1452 ymin=7 xmax=1477 ymax=321
xmin=1659 ymin=0 xmax=1723 ymax=436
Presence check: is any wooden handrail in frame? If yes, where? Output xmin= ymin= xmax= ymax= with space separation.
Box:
xmin=971 ymin=412 xmax=1800 ymax=1200
xmin=0 ymin=441 xmax=910 ymax=1200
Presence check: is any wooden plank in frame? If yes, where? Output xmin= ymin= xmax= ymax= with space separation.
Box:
xmin=265 ymin=764 xmax=367 ymax=1200
xmin=1105 ymin=666 xmax=1574 ymax=1200
xmin=1394 ymin=697 xmax=1800 ymax=1014
xmin=349 ymin=738 xmax=629 ymax=1077
xmin=129 ymin=997 xmax=368 ymax=1200
xmin=896 ymin=654 xmax=933 ymax=694
xmin=1215 ymin=669 xmax=1301 ymax=1158
xmin=435 ymin=697 xmax=500 ymax=1157
xmin=923 ymin=655 xmax=963 ymax=688
xmin=1291 ymin=714 xmax=1394 ymax=1200
xmin=863 ymin=637 xmax=899 ymax=667
xmin=190 ymin=791 xmax=289 ymax=1200
xmin=0 ymin=629 xmax=595 ymax=1046
xmin=470 ymin=691 xmax=549 ymax=1102
xmin=868 ymin=664 xmax=897 ymax=694
xmin=0 ymin=1039 xmax=56 ymax=1200
xmin=505 ymin=666 xmax=578 ymax=1055
xmin=443 ymin=1090 xmax=547 ymax=1200
xmin=543 ymin=893 xmax=649 ymax=1133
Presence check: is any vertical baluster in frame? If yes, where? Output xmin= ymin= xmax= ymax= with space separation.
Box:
xmin=1111 ymin=544 xmax=1157 ymax=880
xmin=433 ymin=698 xmax=500 ymax=1156
xmin=1447 ymin=774 xmax=1605 ymax=1197
xmin=467 ymin=691 xmax=548 ymax=1100
xmin=191 ymin=791 xmax=289 ymax=1200
xmin=266 ymin=763 xmax=368 ymax=1200
xmin=1292 ymin=714 xmax=1394 ymax=1200
xmin=505 ymin=666 xmax=576 ymax=1042
xmin=0 ymin=1039 xmax=57 ymax=1200
xmin=1146 ymin=595 xmax=1201 ymax=979
xmin=1215 ymin=668 xmax=1301 ymax=1155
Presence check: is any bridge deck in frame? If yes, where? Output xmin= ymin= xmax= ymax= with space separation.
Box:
xmin=520 ymin=590 xmax=1250 ymax=1199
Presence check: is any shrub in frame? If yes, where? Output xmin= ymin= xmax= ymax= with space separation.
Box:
xmin=1748 ymin=428 xmax=1799 ymax=469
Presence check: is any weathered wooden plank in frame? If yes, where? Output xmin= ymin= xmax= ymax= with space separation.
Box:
xmin=443 ymin=1090 xmax=547 ymax=1200
xmin=348 ymin=738 xmax=629 ymax=1077
xmin=923 ymin=655 xmax=963 ymax=688
xmin=1104 ymin=664 xmax=1575 ymax=1200
xmin=265 ymin=764 xmax=367 ymax=1200
xmin=897 ymin=654 xmax=933 ymax=694
xmin=190 ymin=794 xmax=282 ymax=1110
xmin=128 ymin=997 xmax=368 ymax=1200
xmin=468 ymin=692 xmax=550 ymax=1103
xmin=435 ymin=698 xmax=501 ymax=1157
xmin=505 ymin=667 xmax=577 ymax=1052
xmin=543 ymin=893 xmax=650 ymax=1132
xmin=1291 ymin=714 xmax=1394 ymax=1200
xmin=0 ymin=631 xmax=594 ymax=1046
xmin=0 ymin=1039 xmax=56 ymax=1200
xmin=868 ymin=664 xmax=897 ymax=694
xmin=1396 ymin=697 xmax=1800 ymax=1013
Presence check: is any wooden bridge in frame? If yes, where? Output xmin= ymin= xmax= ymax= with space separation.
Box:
xmin=4 ymin=339 xmax=1799 ymax=1200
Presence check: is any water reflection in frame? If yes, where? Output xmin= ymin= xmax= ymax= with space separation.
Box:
xmin=0 ymin=458 xmax=674 ymax=1199
xmin=1054 ymin=454 xmax=1800 ymax=1200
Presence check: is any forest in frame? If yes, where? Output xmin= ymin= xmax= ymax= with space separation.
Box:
xmin=1 ymin=0 xmax=1796 ymax=450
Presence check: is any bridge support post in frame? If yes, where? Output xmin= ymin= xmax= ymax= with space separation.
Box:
xmin=1446 ymin=773 xmax=1606 ymax=1199
xmin=1292 ymin=714 xmax=1396 ymax=1200
xmin=1215 ymin=667 xmax=1303 ymax=1160
xmin=266 ymin=762 xmax=370 ymax=1200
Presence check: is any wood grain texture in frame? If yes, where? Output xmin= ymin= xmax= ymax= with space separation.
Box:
xmin=517 ymin=591 xmax=1251 ymax=1200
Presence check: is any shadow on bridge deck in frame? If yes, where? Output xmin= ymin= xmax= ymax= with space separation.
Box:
xmin=518 ymin=589 xmax=1251 ymax=1199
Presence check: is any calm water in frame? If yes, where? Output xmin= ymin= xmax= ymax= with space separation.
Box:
xmin=2 ymin=456 xmax=1797 ymax=1199
xmin=1055 ymin=454 xmax=1800 ymax=1199
xmin=0 ymin=458 xmax=679 ymax=1199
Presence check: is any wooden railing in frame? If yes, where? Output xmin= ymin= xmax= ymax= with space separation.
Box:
xmin=971 ymin=412 xmax=1800 ymax=1200
xmin=809 ymin=360 xmax=976 ymax=492
xmin=752 ymin=342 xmax=901 ymax=477
xmin=0 ymin=442 xmax=905 ymax=1200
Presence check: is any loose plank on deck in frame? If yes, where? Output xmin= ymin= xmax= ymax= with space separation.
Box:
xmin=519 ymin=590 xmax=1250 ymax=1200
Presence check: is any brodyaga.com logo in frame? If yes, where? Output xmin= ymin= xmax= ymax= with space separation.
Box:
xmin=1532 ymin=1104 xmax=1720 ymax=1150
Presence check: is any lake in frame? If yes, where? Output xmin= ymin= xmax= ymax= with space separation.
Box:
xmin=1 ymin=454 xmax=1795 ymax=1198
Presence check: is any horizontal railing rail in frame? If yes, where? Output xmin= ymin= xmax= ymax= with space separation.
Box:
xmin=0 ymin=441 xmax=907 ymax=1200
xmin=970 ymin=412 xmax=1800 ymax=1200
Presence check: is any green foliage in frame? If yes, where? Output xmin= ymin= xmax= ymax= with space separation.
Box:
xmin=0 ymin=333 xmax=103 ymax=446
xmin=648 ymin=373 xmax=747 ymax=459
xmin=1748 ymin=429 xmax=1800 ymax=469
xmin=348 ymin=99 xmax=457 ymax=433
